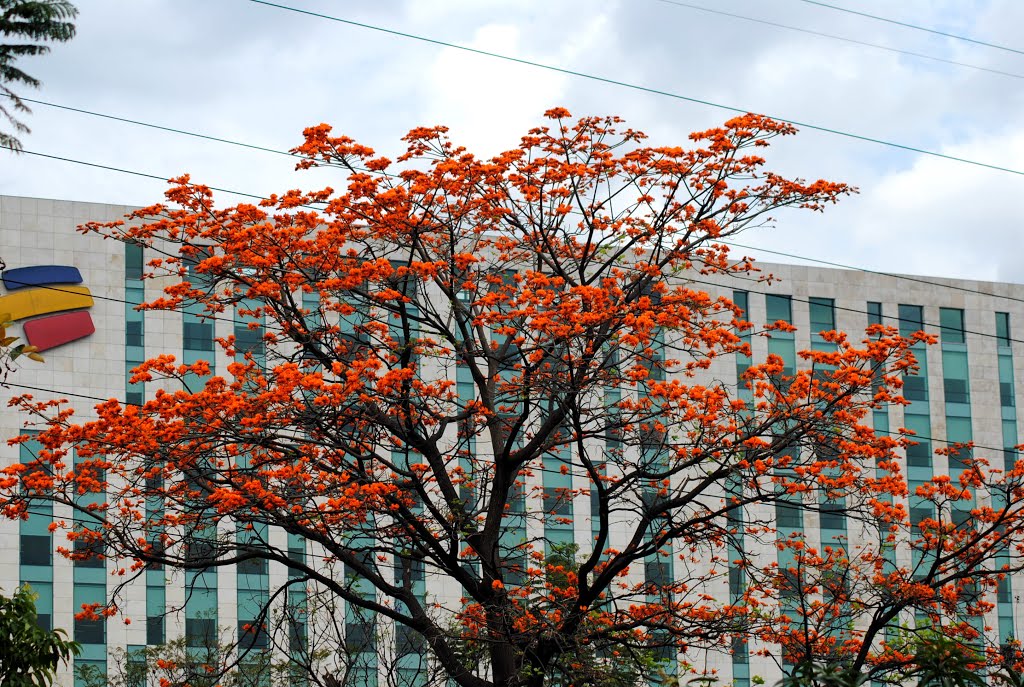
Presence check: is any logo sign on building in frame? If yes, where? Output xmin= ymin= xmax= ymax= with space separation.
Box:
xmin=0 ymin=265 xmax=95 ymax=351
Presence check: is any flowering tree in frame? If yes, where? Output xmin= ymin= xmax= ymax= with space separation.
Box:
xmin=3 ymin=109 xmax=1023 ymax=687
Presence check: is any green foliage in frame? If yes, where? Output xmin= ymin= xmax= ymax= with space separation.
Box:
xmin=0 ymin=0 xmax=78 ymax=151
xmin=0 ymin=585 xmax=80 ymax=687
xmin=909 ymin=633 xmax=987 ymax=687
xmin=75 ymin=628 xmax=322 ymax=687
xmin=775 ymin=662 xmax=869 ymax=687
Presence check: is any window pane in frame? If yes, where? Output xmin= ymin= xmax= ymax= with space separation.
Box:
xmin=729 ymin=567 xmax=743 ymax=596
xmin=146 ymin=616 xmax=164 ymax=645
xmin=20 ymin=534 xmax=51 ymax=566
xmin=346 ymin=620 xmax=376 ymax=654
xmin=183 ymin=322 xmax=215 ymax=352
xmin=126 ymin=320 xmax=143 ymax=347
xmin=645 ymin=560 xmax=669 ymax=587
xmin=234 ymin=327 xmax=264 ymax=358
xmin=238 ymin=620 xmax=268 ymax=650
xmin=808 ymin=297 xmax=835 ymax=333
xmin=1001 ymin=382 xmax=1016 ymax=407
xmin=75 ymin=617 xmax=105 ymax=645
xmin=819 ymin=503 xmax=846 ymax=530
xmin=867 ymin=302 xmax=883 ymax=326
xmin=903 ymin=376 xmax=928 ymax=402
xmin=185 ymin=618 xmax=216 ymax=648
xmin=898 ymin=304 xmax=924 ymax=337
xmin=943 ymin=378 xmax=969 ymax=405
xmin=733 ymin=290 xmax=749 ymax=316
xmin=776 ymin=501 xmax=802 ymax=529
xmin=125 ymin=242 xmax=144 ymax=281
xmin=765 ymin=295 xmax=792 ymax=324
xmin=73 ymin=536 xmax=105 ymax=568
xmin=939 ymin=308 xmax=965 ymax=344
xmin=395 ymin=625 xmax=424 ymax=657
xmin=996 ymin=312 xmax=1011 ymax=347
xmin=237 ymin=557 xmax=267 ymax=576
xmin=543 ymin=487 xmax=572 ymax=516
xmin=906 ymin=440 xmax=931 ymax=467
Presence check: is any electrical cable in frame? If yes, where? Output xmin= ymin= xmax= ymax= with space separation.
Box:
xmin=794 ymin=0 xmax=1024 ymax=56
xmin=1 ymin=144 xmax=269 ymax=201
xmin=245 ymin=0 xmax=1024 ymax=178
xmin=720 ymin=240 xmax=1024 ymax=306
xmin=6 ymin=97 xmax=1024 ymax=310
xmin=653 ymin=0 xmax=1024 ymax=81
xmin=5 ymin=144 xmax=1024 ymax=347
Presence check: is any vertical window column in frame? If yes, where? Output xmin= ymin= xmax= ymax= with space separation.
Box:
xmin=995 ymin=312 xmax=1018 ymax=645
xmin=899 ymin=304 xmax=936 ymax=627
xmin=182 ymin=254 xmax=217 ymax=653
xmin=18 ymin=434 xmax=53 ymax=634
xmin=286 ymin=532 xmax=308 ymax=670
xmin=72 ymin=449 xmax=107 ymax=684
xmin=730 ymin=291 xmax=753 ymax=686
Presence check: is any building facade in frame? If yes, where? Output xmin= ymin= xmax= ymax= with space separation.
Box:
xmin=1 ymin=194 xmax=1023 ymax=686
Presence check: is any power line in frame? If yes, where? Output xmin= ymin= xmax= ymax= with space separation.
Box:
xmin=10 ymin=94 xmax=1024 ymax=314
xmin=654 ymin=0 xmax=1024 ymax=81
xmin=0 ymin=93 xmax=385 ymax=177
xmin=794 ymin=0 xmax=1024 ymax=57
xmin=7 ymin=143 xmax=1024 ymax=347
xmin=5 ymin=94 xmax=297 ymax=159
xmin=1 ymin=144 xmax=269 ymax=201
xmin=722 ymin=241 xmax=1024 ymax=306
xmin=246 ymin=0 xmax=1024 ymax=178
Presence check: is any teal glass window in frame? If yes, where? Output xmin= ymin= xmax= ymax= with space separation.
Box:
xmin=733 ymin=290 xmax=749 ymax=317
xmin=237 ymin=557 xmax=268 ymax=576
xmin=234 ymin=325 xmax=264 ymax=358
xmin=74 ymin=617 xmax=104 ymax=645
xmin=645 ymin=559 xmax=670 ymax=586
xmin=944 ymin=378 xmax=970 ymax=405
xmin=906 ymin=442 xmax=931 ymax=467
xmin=73 ymin=536 xmax=104 ymax=568
xmin=729 ymin=567 xmax=743 ymax=596
xmin=766 ymin=294 xmax=792 ymax=324
xmin=20 ymin=535 xmax=51 ymax=566
xmin=125 ymin=321 xmax=143 ymax=348
xmin=183 ymin=322 xmax=214 ymax=351
xmin=942 ymin=350 xmax=970 ymax=404
xmin=903 ymin=376 xmax=927 ymax=402
xmin=867 ymin=302 xmax=883 ymax=326
xmin=898 ymin=304 xmax=924 ymax=337
xmin=185 ymin=618 xmax=215 ymax=647
xmin=775 ymin=500 xmax=802 ymax=529
xmin=809 ymin=297 xmax=835 ymax=333
xmin=906 ymin=440 xmax=931 ymax=467
xmin=346 ymin=620 xmax=376 ymax=653
xmin=238 ymin=621 xmax=268 ymax=650
xmin=939 ymin=308 xmax=965 ymax=344
xmin=996 ymin=312 xmax=1011 ymax=347
xmin=819 ymin=503 xmax=846 ymax=530
xmin=125 ymin=242 xmax=144 ymax=281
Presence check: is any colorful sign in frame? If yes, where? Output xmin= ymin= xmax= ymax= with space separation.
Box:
xmin=0 ymin=265 xmax=95 ymax=352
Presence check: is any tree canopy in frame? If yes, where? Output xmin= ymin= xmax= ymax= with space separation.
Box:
xmin=0 ymin=585 xmax=79 ymax=687
xmin=0 ymin=0 xmax=77 ymax=152
xmin=3 ymin=109 xmax=1024 ymax=687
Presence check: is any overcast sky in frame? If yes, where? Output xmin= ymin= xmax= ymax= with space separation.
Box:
xmin=3 ymin=0 xmax=1024 ymax=284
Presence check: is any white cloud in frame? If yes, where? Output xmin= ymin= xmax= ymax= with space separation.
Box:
xmin=1 ymin=0 xmax=1022 ymax=286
